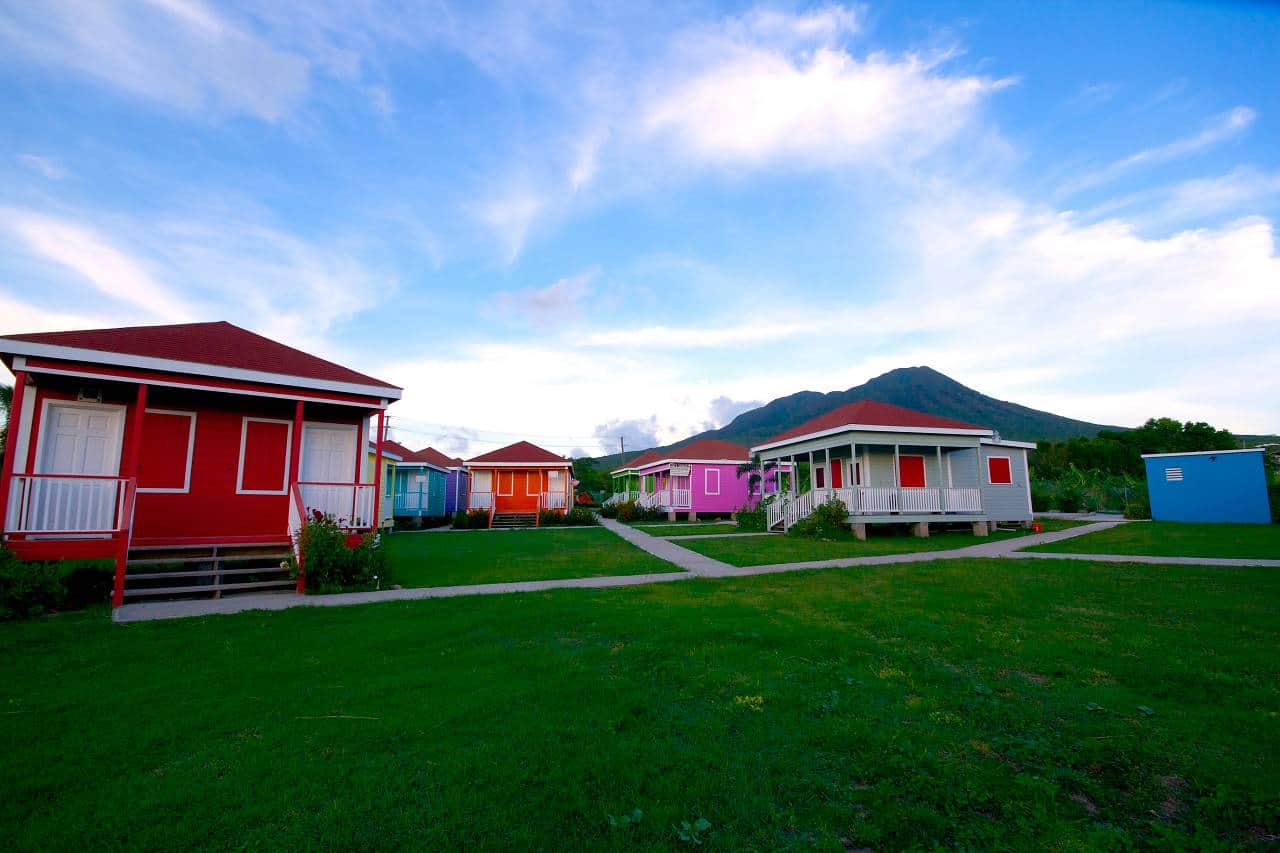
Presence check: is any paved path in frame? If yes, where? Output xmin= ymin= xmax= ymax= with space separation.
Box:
xmin=113 ymin=569 xmax=693 ymax=623
xmin=114 ymin=518 xmax=1272 ymax=623
xmin=597 ymin=518 xmax=738 ymax=575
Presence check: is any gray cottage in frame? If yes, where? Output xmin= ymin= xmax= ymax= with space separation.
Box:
xmin=749 ymin=400 xmax=1034 ymax=537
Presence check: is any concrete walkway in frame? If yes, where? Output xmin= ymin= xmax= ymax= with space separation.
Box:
xmin=113 ymin=518 xmax=1272 ymax=623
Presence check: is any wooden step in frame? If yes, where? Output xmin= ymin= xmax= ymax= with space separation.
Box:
xmin=126 ymin=565 xmax=290 ymax=581
xmin=122 ymin=579 xmax=296 ymax=598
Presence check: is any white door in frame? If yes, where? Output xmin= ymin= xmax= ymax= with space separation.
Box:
xmin=299 ymin=424 xmax=358 ymax=520
xmin=301 ymin=424 xmax=356 ymax=483
xmin=32 ymin=402 xmax=124 ymax=532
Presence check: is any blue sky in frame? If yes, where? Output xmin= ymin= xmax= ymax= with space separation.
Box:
xmin=1 ymin=0 xmax=1277 ymax=456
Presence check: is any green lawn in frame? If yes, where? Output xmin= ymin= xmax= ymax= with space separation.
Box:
xmin=1022 ymin=521 xmax=1280 ymax=559
xmin=1034 ymin=517 xmax=1093 ymax=532
xmin=643 ymin=523 xmax=745 ymax=537
xmin=2 ymin=557 xmax=1276 ymax=849
xmin=680 ymin=528 xmax=1029 ymax=567
xmin=383 ymin=527 xmax=678 ymax=587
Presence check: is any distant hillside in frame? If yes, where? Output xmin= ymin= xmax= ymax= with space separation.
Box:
xmin=593 ymin=366 xmax=1123 ymax=470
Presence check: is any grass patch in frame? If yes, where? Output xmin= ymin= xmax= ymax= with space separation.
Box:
xmin=1 ymin=557 xmax=1276 ymax=849
xmin=680 ymin=527 xmax=1028 ymax=567
xmin=1022 ymin=521 xmax=1280 ymax=559
xmin=1034 ymin=518 xmax=1093 ymax=532
xmin=383 ymin=527 xmax=678 ymax=587
xmin=643 ymin=523 xmax=746 ymax=537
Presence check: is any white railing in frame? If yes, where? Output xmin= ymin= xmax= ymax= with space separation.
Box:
xmin=653 ymin=489 xmax=670 ymax=509
xmin=832 ymin=488 xmax=856 ymax=513
xmin=783 ymin=490 xmax=815 ymax=530
xmin=766 ymin=498 xmax=785 ymax=530
xmin=900 ymin=488 xmax=942 ymax=513
xmin=395 ymin=490 xmax=428 ymax=513
xmin=469 ymin=491 xmax=494 ymax=511
xmin=858 ymin=487 xmax=899 ymax=514
xmin=299 ymin=482 xmax=376 ymax=528
xmin=4 ymin=474 xmax=129 ymax=534
xmin=542 ymin=491 xmax=568 ymax=510
xmin=943 ymin=488 xmax=982 ymax=512
xmin=672 ymin=488 xmax=691 ymax=508
xmin=288 ymin=484 xmax=304 ymax=568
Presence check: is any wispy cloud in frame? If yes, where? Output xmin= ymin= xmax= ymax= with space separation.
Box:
xmin=1060 ymin=106 xmax=1256 ymax=196
xmin=15 ymin=154 xmax=68 ymax=180
xmin=493 ymin=271 xmax=596 ymax=323
xmin=0 ymin=0 xmax=309 ymax=120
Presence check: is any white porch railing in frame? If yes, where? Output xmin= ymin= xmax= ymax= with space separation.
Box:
xmin=766 ymin=498 xmax=785 ymax=530
xmin=395 ymin=490 xmax=433 ymax=514
xmin=672 ymin=488 xmax=691 ymax=508
xmin=542 ymin=491 xmax=568 ymax=510
xmin=857 ymin=487 xmax=899 ymax=514
xmin=469 ymin=491 xmax=494 ymax=511
xmin=900 ymin=488 xmax=942 ymax=513
xmin=4 ymin=474 xmax=129 ymax=534
xmin=943 ymin=488 xmax=982 ymax=512
xmin=298 ymin=482 xmax=376 ymax=528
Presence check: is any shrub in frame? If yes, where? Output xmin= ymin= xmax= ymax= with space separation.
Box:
xmin=1030 ymin=483 xmax=1054 ymax=513
xmin=1056 ymin=486 xmax=1084 ymax=513
xmin=538 ymin=509 xmax=566 ymax=527
xmin=564 ymin=506 xmax=599 ymax=526
xmin=736 ymin=498 xmax=769 ymax=532
xmin=1123 ymin=494 xmax=1151 ymax=520
xmin=293 ymin=512 xmax=386 ymax=593
xmin=61 ymin=561 xmax=115 ymax=609
xmin=787 ymin=497 xmax=850 ymax=539
xmin=451 ymin=509 xmax=491 ymax=529
xmin=599 ymin=503 xmax=618 ymax=519
xmin=1270 ymin=482 xmax=1280 ymax=524
xmin=0 ymin=549 xmax=64 ymax=620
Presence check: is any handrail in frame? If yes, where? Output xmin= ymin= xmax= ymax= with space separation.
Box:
xmin=5 ymin=474 xmax=130 ymax=534
xmin=289 ymin=483 xmax=307 ymax=593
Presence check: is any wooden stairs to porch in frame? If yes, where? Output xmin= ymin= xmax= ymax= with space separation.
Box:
xmin=490 ymin=513 xmax=538 ymax=529
xmin=123 ymin=543 xmax=296 ymax=601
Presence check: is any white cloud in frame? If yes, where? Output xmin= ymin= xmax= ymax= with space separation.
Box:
xmin=0 ymin=210 xmax=195 ymax=322
xmin=493 ymin=271 xmax=596 ymax=323
xmin=0 ymin=0 xmax=309 ymax=120
xmin=706 ymin=395 xmax=762 ymax=429
xmin=473 ymin=191 xmax=547 ymax=264
xmin=15 ymin=154 xmax=67 ymax=180
xmin=1060 ymin=106 xmax=1257 ymax=196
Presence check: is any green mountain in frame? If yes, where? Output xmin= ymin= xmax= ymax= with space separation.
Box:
xmin=593 ymin=367 xmax=1124 ymax=471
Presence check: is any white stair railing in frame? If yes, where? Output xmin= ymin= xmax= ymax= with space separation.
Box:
xmin=766 ymin=498 xmax=785 ymax=530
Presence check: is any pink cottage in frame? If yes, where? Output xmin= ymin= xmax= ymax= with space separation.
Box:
xmin=608 ymin=439 xmax=787 ymax=520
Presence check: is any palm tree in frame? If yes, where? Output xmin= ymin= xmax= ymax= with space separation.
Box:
xmin=736 ymin=453 xmax=777 ymax=496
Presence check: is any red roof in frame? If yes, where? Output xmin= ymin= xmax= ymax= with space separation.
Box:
xmin=406 ymin=446 xmax=465 ymax=468
xmin=0 ymin=321 xmax=400 ymax=391
xmin=466 ymin=440 xmax=570 ymax=466
xmin=611 ymin=449 xmax=661 ymax=473
xmin=762 ymin=400 xmax=989 ymax=445
xmin=381 ymin=439 xmax=416 ymax=459
xmin=664 ymin=439 xmax=750 ymax=462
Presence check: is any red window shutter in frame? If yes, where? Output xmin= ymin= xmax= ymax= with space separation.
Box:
xmin=898 ymin=456 xmax=926 ymax=488
xmin=240 ymin=420 xmax=290 ymax=492
xmin=988 ymin=457 xmax=1013 ymax=485
xmin=831 ymin=461 xmax=843 ymax=489
xmin=138 ymin=411 xmax=194 ymax=490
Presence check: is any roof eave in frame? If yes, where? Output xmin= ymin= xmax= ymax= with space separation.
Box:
xmin=752 ymin=422 xmax=993 ymax=453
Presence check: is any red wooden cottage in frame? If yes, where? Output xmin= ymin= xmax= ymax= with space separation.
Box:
xmin=0 ymin=321 xmax=401 ymax=605
xmin=464 ymin=441 xmax=574 ymax=527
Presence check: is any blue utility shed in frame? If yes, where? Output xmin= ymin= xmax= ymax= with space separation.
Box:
xmin=1141 ymin=448 xmax=1271 ymax=524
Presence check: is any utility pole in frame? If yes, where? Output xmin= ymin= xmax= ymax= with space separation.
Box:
xmin=619 ymin=436 xmax=625 ymax=466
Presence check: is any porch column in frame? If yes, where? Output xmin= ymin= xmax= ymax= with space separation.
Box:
xmin=352 ymin=416 xmax=367 ymax=524
xmin=288 ymin=401 xmax=304 ymax=486
xmin=807 ymin=450 xmax=814 ymax=491
xmin=789 ymin=455 xmax=796 ymax=496
xmin=113 ymin=383 xmax=148 ymax=608
xmin=850 ymin=441 xmax=858 ymax=512
xmin=372 ymin=409 xmax=386 ymax=530
xmin=0 ymin=370 xmax=29 ymax=535
xmin=936 ymin=446 xmax=944 ymax=511
xmin=824 ymin=447 xmax=831 ymax=497
xmin=893 ymin=443 xmax=901 ymax=514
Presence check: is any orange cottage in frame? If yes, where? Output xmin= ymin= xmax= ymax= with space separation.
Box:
xmin=464 ymin=441 xmax=574 ymax=527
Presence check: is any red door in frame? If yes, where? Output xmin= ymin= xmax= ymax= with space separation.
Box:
xmin=898 ymin=456 xmax=926 ymax=488
xmin=830 ymin=460 xmax=843 ymax=489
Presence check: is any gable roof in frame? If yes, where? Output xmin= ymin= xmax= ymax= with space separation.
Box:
xmin=610 ymin=449 xmax=661 ymax=473
xmin=408 ymin=446 xmax=465 ymax=468
xmin=756 ymin=400 xmax=990 ymax=449
xmin=466 ymin=440 xmax=570 ymax=466
xmin=664 ymin=439 xmax=751 ymax=462
xmin=0 ymin=321 xmax=400 ymax=397
xmin=381 ymin=439 xmax=416 ymax=459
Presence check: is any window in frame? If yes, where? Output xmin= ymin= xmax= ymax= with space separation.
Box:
xmin=237 ymin=418 xmax=292 ymax=495
xmin=987 ymin=456 xmax=1013 ymax=485
xmin=526 ymin=470 xmax=542 ymax=496
xmin=814 ymin=466 xmax=826 ymax=489
xmin=1165 ymin=466 xmax=1184 ymax=482
xmin=473 ymin=470 xmax=492 ymax=492
xmin=498 ymin=471 xmax=514 ymax=495
xmin=137 ymin=409 xmax=196 ymax=493
xmin=705 ymin=468 xmax=720 ymax=495
xmin=898 ymin=455 xmax=927 ymax=488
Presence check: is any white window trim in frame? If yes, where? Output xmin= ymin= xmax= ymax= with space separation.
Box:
xmin=33 ymin=398 xmax=127 ymax=476
xmin=472 ymin=469 xmax=493 ymax=493
xmin=705 ymin=468 xmax=720 ymax=495
xmin=137 ymin=408 xmax=197 ymax=494
xmin=987 ymin=454 xmax=1013 ymax=486
xmin=497 ymin=471 xmax=514 ymax=496
xmin=236 ymin=416 xmax=293 ymax=496
xmin=898 ymin=453 xmax=927 ymax=488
